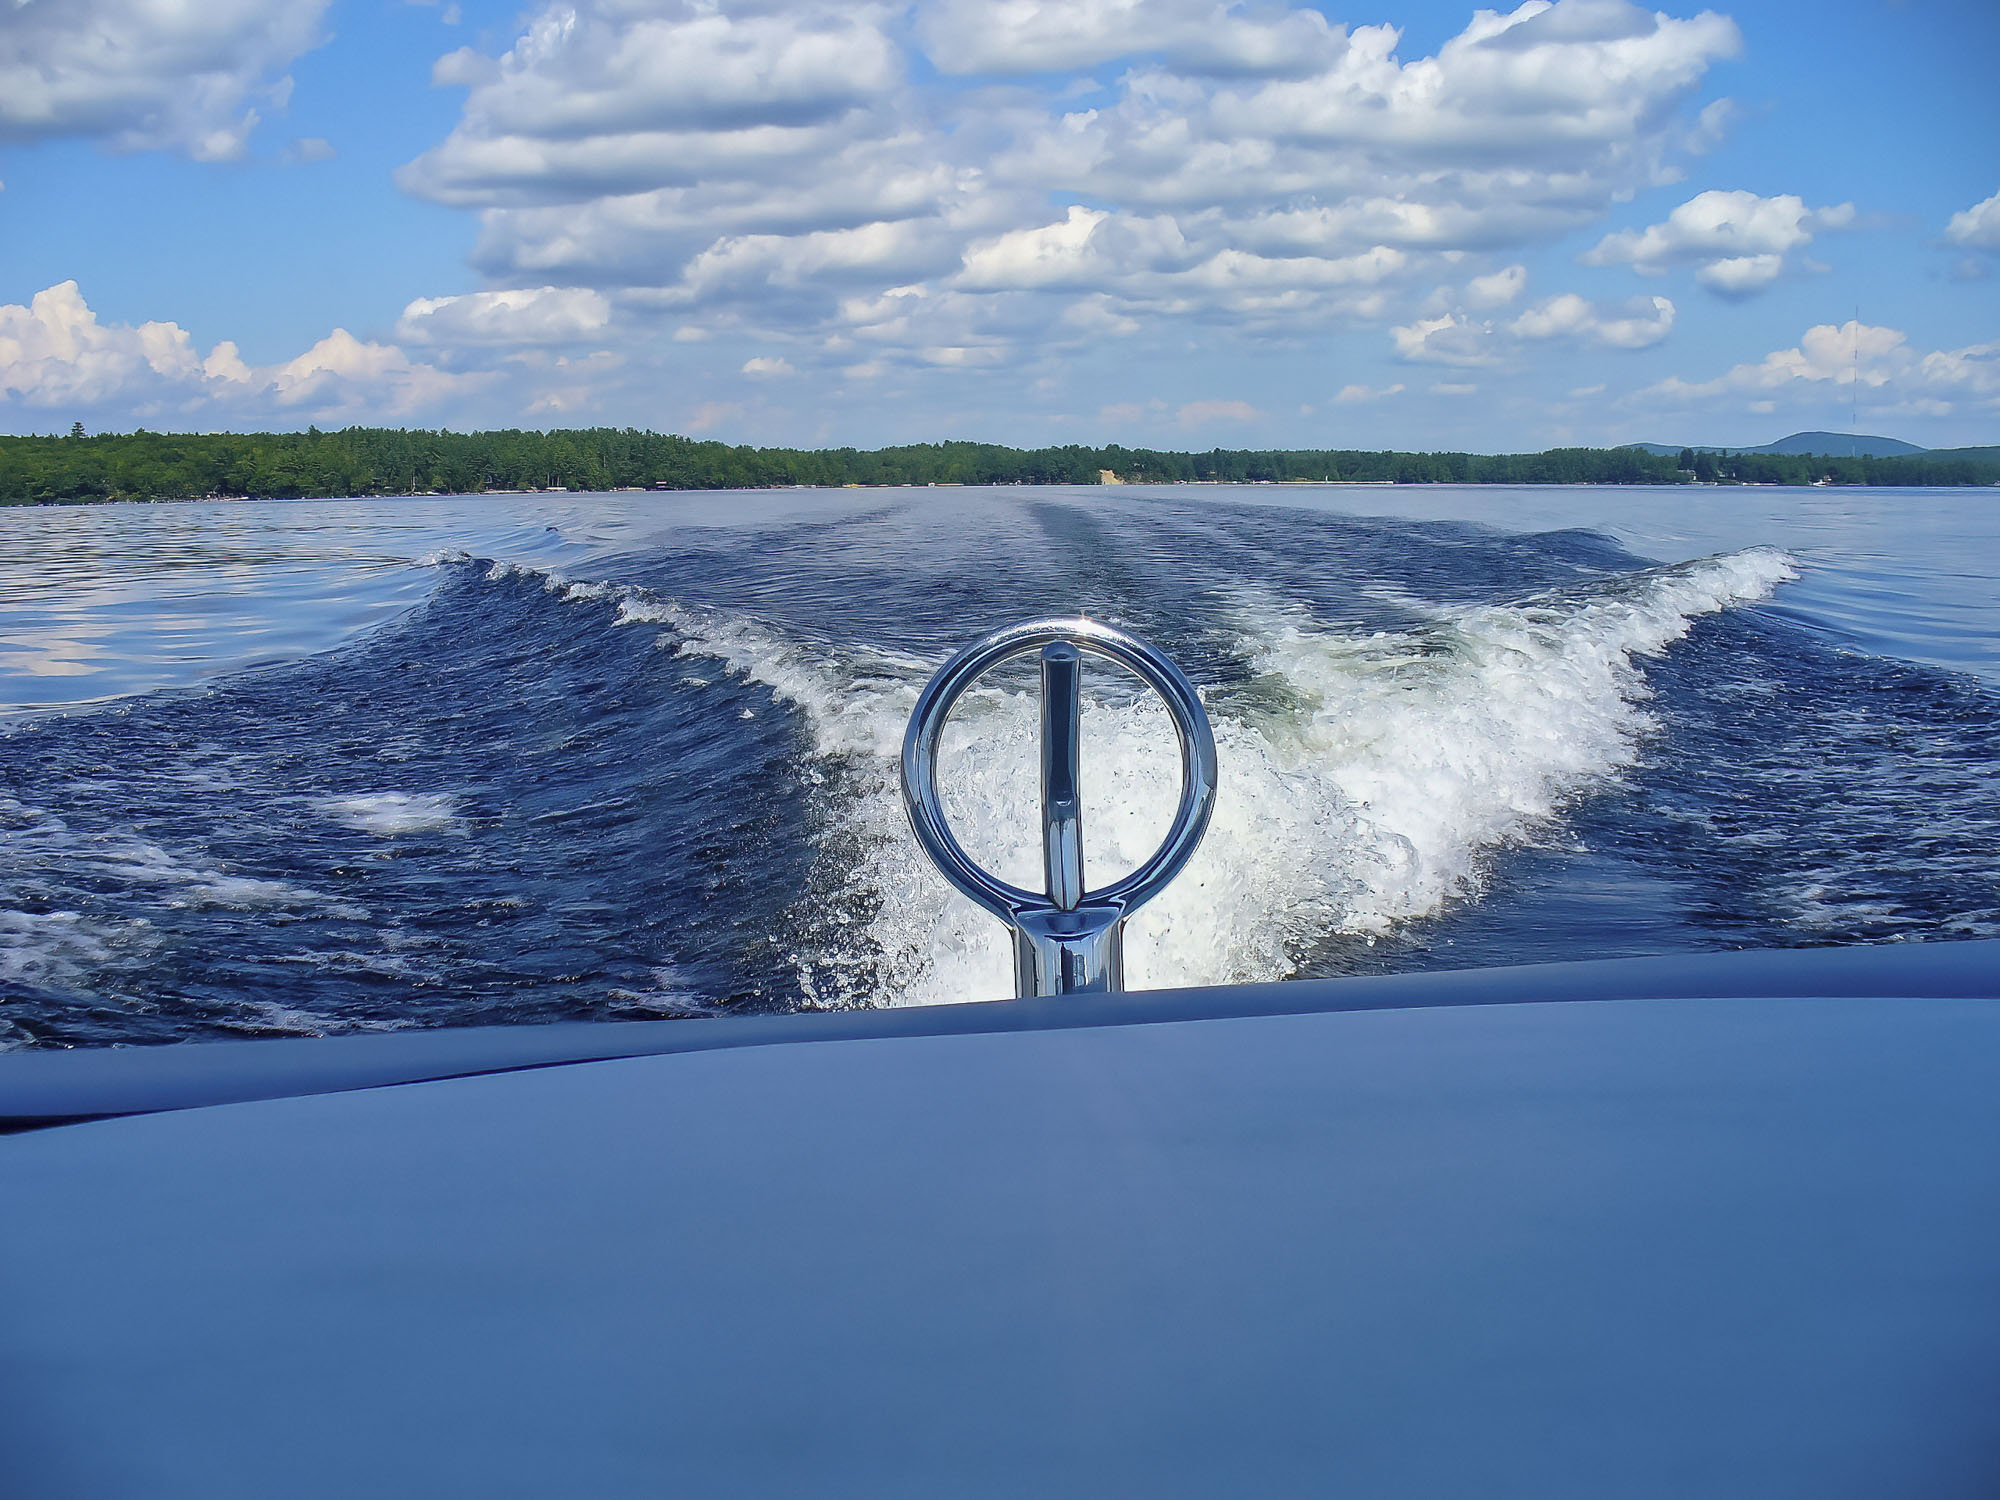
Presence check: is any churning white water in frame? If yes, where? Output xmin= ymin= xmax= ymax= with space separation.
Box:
xmin=602 ymin=547 xmax=1798 ymax=1005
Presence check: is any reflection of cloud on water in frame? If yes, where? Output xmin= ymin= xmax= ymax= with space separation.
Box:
xmin=0 ymin=621 xmax=120 ymax=680
xmin=0 ymin=496 xmax=613 ymax=714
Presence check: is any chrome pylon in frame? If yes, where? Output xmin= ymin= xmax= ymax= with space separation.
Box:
xmin=900 ymin=618 xmax=1218 ymax=998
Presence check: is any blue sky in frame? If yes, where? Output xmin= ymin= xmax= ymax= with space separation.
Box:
xmin=2 ymin=0 xmax=1995 ymax=450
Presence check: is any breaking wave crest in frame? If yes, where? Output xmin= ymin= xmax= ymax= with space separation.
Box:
xmin=499 ymin=546 xmax=1796 ymax=1007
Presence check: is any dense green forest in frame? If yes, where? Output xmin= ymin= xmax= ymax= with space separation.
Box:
xmin=2 ymin=426 xmax=1995 ymax=504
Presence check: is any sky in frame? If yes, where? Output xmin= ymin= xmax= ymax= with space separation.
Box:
xmin=1 ymin=0 xmax=1996 ymax=451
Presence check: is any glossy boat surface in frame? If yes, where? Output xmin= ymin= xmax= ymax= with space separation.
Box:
xmin=3 ymin=942 xmax=1998 ymax=1498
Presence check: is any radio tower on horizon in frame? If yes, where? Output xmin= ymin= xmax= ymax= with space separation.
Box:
xmin=1852 ymin=305 xmax=1860 ymax=437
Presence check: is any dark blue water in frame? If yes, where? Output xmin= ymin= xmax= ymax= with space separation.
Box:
xmin=2 ymin=488 xmax=1995 ymax=1048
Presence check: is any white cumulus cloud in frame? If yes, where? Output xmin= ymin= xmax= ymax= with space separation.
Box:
xmin=0 ymin=282 xmax=206 ymax=404
xmin=1644 ymin=320 xmax=2000 ymax=418
xmin=1004 ymin=1 xmax=1740 ymax=230
xmin=1392 ymin=312 xmax=1504 ymax=367
xmin=386 ymin=0 xmax=1742 ymax=377
xmin=1510 ymin=292 xmax=1675 ymax=348
xmin=397 ymin=287 xmax=612 ymax=345
xmin=0 ymin=282 xmax=482 ymax=423
xmin=917 ymin=0 xmax=1345 ymax=77
xmin=1582 ymin=188 xmax=1854 ymax=295
xmin=956 ymin=207 xmax=1114 ymax=292
xmin=1944 ymin=189 xmax=2000 ymax=252
xmin=398 ymin=1 xmax=904 ymax=208
xmin=0 ymin=0 xmax=329 ymax=159
xmin=1393 ymin=286 xmax=1673 ymax=368
xmin=1465 ymin=265 xmax=1528 ymax=308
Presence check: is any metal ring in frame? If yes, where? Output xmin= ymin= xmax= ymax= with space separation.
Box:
xmin=900 ymin=617 xmax=1218 ymax=923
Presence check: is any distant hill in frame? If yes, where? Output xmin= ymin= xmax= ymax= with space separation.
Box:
xmin=1746 ymin=431 xmax=1928 ymax=457
xmin=1919 ymin=445 xmax=2000 ymax=464
xmin=1629 ymin=431 xmax=1930 ymax=459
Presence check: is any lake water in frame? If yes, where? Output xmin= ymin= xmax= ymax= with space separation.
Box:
xmin=2 ymin=485 xmax=1995 ymax=1048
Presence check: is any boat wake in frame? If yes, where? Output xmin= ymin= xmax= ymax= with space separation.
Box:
xmin=503 ymin=547 xmax=1798 ymax=1005
xmin=14 ymin=490 xmax=2000 ymax=1053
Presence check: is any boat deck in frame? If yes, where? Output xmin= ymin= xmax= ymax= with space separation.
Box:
xmin=4 ymin=943 xmax=1998 ymax=1498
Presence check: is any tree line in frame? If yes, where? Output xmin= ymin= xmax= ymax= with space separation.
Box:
xmin=2 ymin=426 xmax=1995 ymax=504
xmin=1671 ymin=447 xmax=1996 ymax=487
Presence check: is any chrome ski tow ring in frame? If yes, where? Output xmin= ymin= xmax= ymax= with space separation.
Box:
xmin=900 ymin=618 xmax=1218 ymax=998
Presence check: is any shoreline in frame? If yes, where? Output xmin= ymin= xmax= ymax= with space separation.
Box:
xmin=8 ymin=429 xmax=1993 ymax=506
xmin=11 ymin=476 xmax=2000 ymax=509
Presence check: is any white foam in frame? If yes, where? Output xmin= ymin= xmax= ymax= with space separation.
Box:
xmin=322 ymin=792 xmax=467 ymax=836
xmin=0 ymin=793 xmax=347 ymax=993
xmin=0 ymin=906 xmax=122 ymax=989
xmin=1219 ymin=547 xmax=1798 ymax=943
xmin=0 ymin=795 xmax=334 ymax=912
xmin=495 ymin=546 xmax=1797 ymax=1007
xmin=605 ymin=965 xmax=725 ymax=1017
xmin=87 ymin=838 xmax=323 ymax=907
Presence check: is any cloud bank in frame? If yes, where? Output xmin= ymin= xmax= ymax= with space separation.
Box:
xmin=1645 ymin=320 xmax=2000 ymax=421
xmin=0 ymin=0 xmax=330 ymax=159
xmin=31 ymin=0 xmax=1978 ymax=449
xmin=388 ymin=0 xmax=1742 ymax=375
xmin=0 ymin=282 xmax=481 ymax=422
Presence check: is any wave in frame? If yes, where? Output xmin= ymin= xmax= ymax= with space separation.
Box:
xmin=479 ymin=546 xmax=1795 ymax=1008
xmin=0 ymin=793 xmax=348 ymax=1007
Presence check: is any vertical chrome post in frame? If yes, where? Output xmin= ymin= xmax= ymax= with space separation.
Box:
xmin=902 ymin=618 xmax=1217 ymax=1001
xmin=1040 ymin=643 xmax=1085 ymax=912
xmin=1017 ymin=641 xmax=1121 ymax=996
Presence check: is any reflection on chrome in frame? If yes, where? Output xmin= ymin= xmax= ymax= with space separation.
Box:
xmin=901 ymin=617 xmax=1217 ymax=998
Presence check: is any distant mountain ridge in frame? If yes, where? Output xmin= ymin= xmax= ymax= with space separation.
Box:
xmin=1630 ymin=431 xmax=1931 ymax=459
